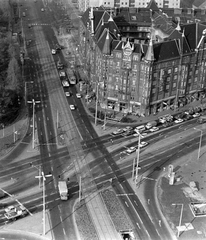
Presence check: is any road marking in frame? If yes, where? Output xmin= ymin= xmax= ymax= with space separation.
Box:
xmin=125 ymin=201 xmax=129 ymax=207
xmin=136 ymin=222 xmax=141 ymax=229
xmin=116 ymin=193 xmax=134 ymax=196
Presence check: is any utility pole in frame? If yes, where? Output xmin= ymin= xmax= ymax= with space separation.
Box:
xmin=25 ymin=81 xmax=33 ymax=105
xmin=35 ymin=171 xmax=52 ymax=235
xmin=95 ymin=82 xmax=99 ymax=126
xmin=27 ymin=99 xmax=40 ymax=149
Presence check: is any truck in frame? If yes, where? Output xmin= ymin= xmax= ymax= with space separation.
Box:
xmin=58 ymin=181 xmax=68 ymax=200
xmin=4 ymin=205 xmax=27 ymax=221
xmin=197 ymin=115 xmax=206 ymax=124
xmin=145 ymin=120 xmax=157 ymax=129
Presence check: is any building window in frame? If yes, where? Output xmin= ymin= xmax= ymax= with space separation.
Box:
xmin=174 ymin=75 xmax=177 ymax=80
xmin=173 ymin=82 xmax=176 ymax=88
xmin=168 ymin=69 xmax=172 ymax=74
xmin=123 ymin=79 xmax=126 ymax=85
xmin=131 ymin=87 xmax=135 ymax=92
xmin=115 ymin=85 xmax=118 ymax=90
xmin=194 ymin=77 xmax=198 ymax=82
xmin=152 ymin=81 xmax=156 ymax=86
xmin=167 ymin=77 xmax=171 ymax=81
xmin=153 ymin=73 xmax=157 ymax=77
xmin=122 ymin=95 xmax=125 ymax=100
xmin=152 ymin=88 xmax=156 ymax=93
xmin=166 ymin=84 xmax=169 ymax=90
xmin=116 ymin=62 xmax=120 ymax=67
xmin=116 ymin=69 xmax=120 ymax=74
xmin=132 ymin=80 xmax=135 ymax=85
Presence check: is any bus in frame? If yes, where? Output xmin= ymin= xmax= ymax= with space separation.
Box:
xmin=67 ymin=68 xmax=76 ymax=85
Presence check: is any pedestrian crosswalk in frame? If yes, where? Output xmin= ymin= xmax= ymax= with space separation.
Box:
xmin=29 ymin=23 xmax=50 ymax=26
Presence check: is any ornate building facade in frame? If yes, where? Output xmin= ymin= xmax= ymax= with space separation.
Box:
xmin=78 ymin=3 xmax=206 ymax=116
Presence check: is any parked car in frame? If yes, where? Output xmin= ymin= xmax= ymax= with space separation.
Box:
xmin=62 ymin=80 xmax=69 ymax=87
xmin=51 ymin=49 xmax=56 ymax=55
xmin=112 ymin=128 xmax=124 ymax=135
xmin=76 ymin=93 xmax=82 ymax=98
xmin=69 ymin=105 xmax=75 ymax=110
xmin=174 ymin=118 xmax=184 ymax=123
xmin=65 ymin=92 xmax=71 ymax=97
xmin=149 ymin=127 xmax=159 ymax=132
xmin=126 ymin=146 xmax=136 ymax=154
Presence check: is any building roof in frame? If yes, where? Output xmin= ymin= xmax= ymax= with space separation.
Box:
xmin=97 ymin=28 xmax=113 ymax=55
xmin=81 ymin=8 xmax=110 ymax=35
xmin=146 ymin=0 xmax=159 ymax=11
xmin=167 ymin=29 xmax=191 ymax=54
xmin=181 ymin=22 xmax=206 ymax=52
xmin=94 ymin=15 xmax=120 ymax=41
xmin=153 ymin=39 xmax=180 ymax=62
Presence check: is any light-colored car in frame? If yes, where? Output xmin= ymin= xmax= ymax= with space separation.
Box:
xmin=69 ymin=105 xmax=75 ymax=110
xmin=112 ymin=128 xmax=124 ymax=135
xmin=59 ymin=71 xmax=66 ymax=77
xmin=62 ymin=80 xmax=69 ymax=87
xmin=149 ymin=127 xmax=159 ymax=132
xmin=76 ymin=93 xmax=82 ymax=98
xmin=139 ymin=141 xmax=148 ymax=148
xmin=5 ymin=205 xmax=16 ymax=213
xmin=51 ymin=49 xmax=56 ymax=55
xmin=174 ymin=118 xmax=183 ymax=123
xmin=193 ymin=113 xmax=200 ymax=118
xmin=65 ymin=92 xmax=71 ymax=97
xmin=126 ymin=146 xmax=136 ymax=154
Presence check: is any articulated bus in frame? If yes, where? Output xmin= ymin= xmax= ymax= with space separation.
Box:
xmin=67 ymin=69 xmax=76 ymax=85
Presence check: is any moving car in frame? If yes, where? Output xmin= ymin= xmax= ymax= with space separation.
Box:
xmin=126 ymin=146 xmax=136 ymax=154
xmin=69 ymin=105 xmax=75 ymax=110
xmin=51 ymin=49 xmax=56 ymax=55
xmin=193 ymin=113 xmax=200 ymax=118
xmin=149 ymin=127 xmax=159 ymax=132
xmin=174 ymin=118 xmax=183 ymax=124
xmin=112 ymin=128 xmax=124 ymax=135
xmin=139 ymin=141 xmax=148 ymax=148
xmin=76 ymin=93 xmax=82 ymax=98
xmin=65 ymin=92 xmax=71 ymax=97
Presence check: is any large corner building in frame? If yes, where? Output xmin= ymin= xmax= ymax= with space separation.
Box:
xmin=78 ymin=0 xmax=206 ymax=116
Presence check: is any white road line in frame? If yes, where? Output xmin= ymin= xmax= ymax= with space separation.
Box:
xmin=125 ymin=201 xmax=129 ymax=207
xmin=136 ymin=222 xmax=141 ymax=229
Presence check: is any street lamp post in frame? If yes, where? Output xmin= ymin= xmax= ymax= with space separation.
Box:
xmin=27 ymin=99 xmax=40 ymax=149
xmin=172 ymin=203 xmax=184 ymax=237
xmin=25 ymin=81 xmax=34 ymax=105
xmin=194 ymin=128 xmax=203 ymax=159
xmin=35 ymin=171 xmax=52 ymax=235
xmin=133 ymin=132 xmax=141 ymax=185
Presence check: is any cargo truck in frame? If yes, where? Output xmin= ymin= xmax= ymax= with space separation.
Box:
xmin=58 ymin=181 xmax=68 ymax=200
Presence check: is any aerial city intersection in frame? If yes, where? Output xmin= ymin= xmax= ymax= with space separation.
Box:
xmin=0 ymin=0 xmax=206 ymax=240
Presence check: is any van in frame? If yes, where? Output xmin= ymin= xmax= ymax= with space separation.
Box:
xmin=134 ymin=125 xmax=145 ymax=133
